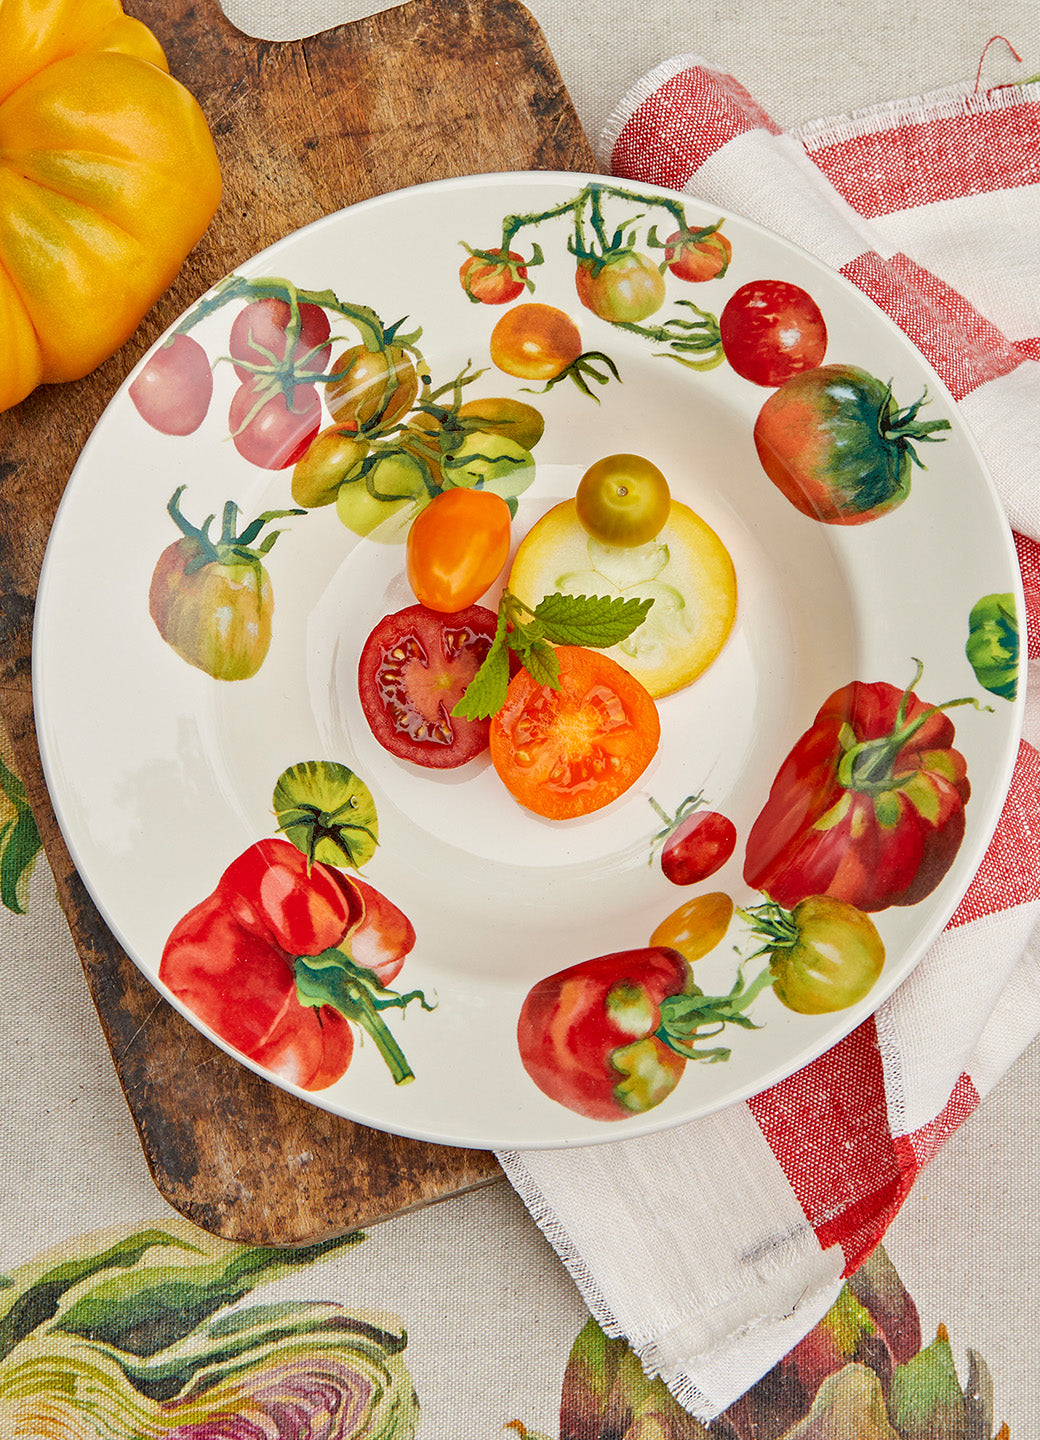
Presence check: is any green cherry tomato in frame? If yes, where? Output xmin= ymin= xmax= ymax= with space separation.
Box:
xmin=443 ymin=430 xmax=536 ymax=501
xmin=575 ymin=453 xmax=671 ymax=547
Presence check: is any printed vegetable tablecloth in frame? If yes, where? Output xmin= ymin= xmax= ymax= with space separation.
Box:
xmin=5 ymin=1 xmax=1040 ymax=1434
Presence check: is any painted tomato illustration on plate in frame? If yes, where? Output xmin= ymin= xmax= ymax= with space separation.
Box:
xmin=753 ymin=364 xmax=951 ymax=523
xmin=160 ymin=838 xmax=426 ymax=1090
xmin=744 ymin=663 xmax=976 ymax=912
xmin=129 ymin=333 xmax=213 ymax=436
xmin=149 ymin=487 xmax=302 ymax=681
xmin=517 ymin=945 xmax=773 ymax=1120
xmin=719 ymin=279 xmax=827 ymax=386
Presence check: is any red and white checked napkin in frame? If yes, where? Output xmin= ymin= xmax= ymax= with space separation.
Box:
xmin=497 ymin=59 xmax=1040 ymax=1418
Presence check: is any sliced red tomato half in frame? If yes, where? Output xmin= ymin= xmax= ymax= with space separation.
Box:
xmin=357 ymin=604 xmax=498 ymax=768
xmin=489 ymin=645 xmax=661 ymax=819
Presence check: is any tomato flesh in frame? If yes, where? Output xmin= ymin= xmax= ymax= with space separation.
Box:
xmin=489 ymin=646 xmax=660 ymax=819
xmin=358 ymin=604 xmax=498 ymax=768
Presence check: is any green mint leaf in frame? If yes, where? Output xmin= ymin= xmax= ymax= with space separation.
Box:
xmin=522 ymin=639 xmax=561 ymax=689
xmin=450 ymin=631 xmax=511 ymax=721
xmin=533 ymin=591 xmax=653 ymax=647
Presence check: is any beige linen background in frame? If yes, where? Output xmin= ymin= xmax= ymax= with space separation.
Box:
xmin=219 ymin=0 xmax=1040 ymax=148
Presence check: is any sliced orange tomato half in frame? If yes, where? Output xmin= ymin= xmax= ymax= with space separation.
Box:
xmin=489 ymin=645 xmax=660 ymax=819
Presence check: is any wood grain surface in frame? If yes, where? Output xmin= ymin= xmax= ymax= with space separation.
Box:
xmin=0 ymin=0 xmax=595 ymax=1245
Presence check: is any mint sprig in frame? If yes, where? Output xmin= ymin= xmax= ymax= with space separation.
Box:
xmin=452 ymin=589 xmax=653 ymax=721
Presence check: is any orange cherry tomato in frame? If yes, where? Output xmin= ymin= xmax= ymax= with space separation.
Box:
xmin=650 ymin=892 xmax=734 ymax=963
xmin=489 ymin=304 xmax=582 ymax=381
xmin=405 ymin=488 xmax=512 ymax=613
xmin=489 ymin=646 xmax=660 ymax=819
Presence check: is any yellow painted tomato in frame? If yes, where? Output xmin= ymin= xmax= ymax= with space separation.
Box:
xmin=509 ymin=498 xmax=737 ymax=698
xmin=291 ymin=426 xmax=369 ymax=508
xmin=406 ymin=489 xmax=511 ymax=612
xmin=490 ymin=304 xmax=582 ymax=381
xmin=458 ymin=396 xmax=545 ymax=450
xmin=0 ymin=0 xmax=222 ymax=412
xmin=650 ymin=892 xmax=734 ymax=963
xmin=325 ymin=344 xmax=419 ymax=431
xmin=575 ymin=454 xmax=671 ymax=547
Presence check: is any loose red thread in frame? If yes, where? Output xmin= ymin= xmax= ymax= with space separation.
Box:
xmin=973 ymin=35 xmax=1023 ymax=93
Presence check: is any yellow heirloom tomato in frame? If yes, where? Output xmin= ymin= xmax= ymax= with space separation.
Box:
xmin=0 ymin=0 xmax=222 ymax=411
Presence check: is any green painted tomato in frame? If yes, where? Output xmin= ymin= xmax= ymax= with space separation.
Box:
xmin=291 ymin=425 xmax=369 ymax=508
xmin=745 ymin=896 xmax=885 ymax=1014
xmin=335 ymin=451 xmax=429 ymax=540
xmin=575 ymin=252 xmax=666 ymax=323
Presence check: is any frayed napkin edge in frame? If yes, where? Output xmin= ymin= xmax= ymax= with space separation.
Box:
xmin=498 ymin=1145 xmax=844 ymax=1419
xmin=596 ymin=53 xmax=1040 ymax=173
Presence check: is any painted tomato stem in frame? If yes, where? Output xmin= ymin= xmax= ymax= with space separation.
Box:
xmin=612 ymin=300 xmax=724 ymax=367
xmin=655 ymin=963 xmax=773 ymax=1063
xmin=836 ymin=659 xmax=988 ymax=792
xmin=294 ymin=950 xmax=433 ymax=1087
xmin=878 ymin=383 xmax=952 ymax=461
xmin=280 ymin=799 xmax=378 ymax=871
xmin=174 ymin=273 xmax=407 ymax=358
xmin=165 ymin=485 xmax=303 ymax=580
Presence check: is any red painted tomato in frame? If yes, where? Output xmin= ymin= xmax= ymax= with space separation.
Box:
xmin=575 ymin=252 xmax=666 ymax=323
xmin=719 ymin=280 xmax=827 ymax=387
xmin=517 ymin=947 xmax=693 ymax=1120
xmin=129 ymin=333 xmax=213 ymax=435
xmin=753 ymin=364 xmax=951 ymax=524
xmin=358 ymin=604 xmax=498 ymax=768
xmin=339 ymin=877 xmax=416 ymax=988
xmin=664 ymin=228 xmax=732 ymax=282
xmin=228 ymin=298 xmax=332 ymax=382
xmin=405 ymin=489 xmax=512 ymax=612
xmin=459 ymin=248 xmax=529 ymax=304
xmin=490 ymin=304 xmax=583 ymax=381
xmin=652 ymin=796 xmax=737 ymax=885
xmin=489 ymin=646 xmax=661 ymax=819
xmin=743 ymin=666 xmax=972 ymax=911
xmin=228 ymin=377 xmax=322 ymax=470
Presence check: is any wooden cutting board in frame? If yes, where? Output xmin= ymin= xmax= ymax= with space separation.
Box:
xmin=0 ymin=0 xmax=595 ymax=1245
